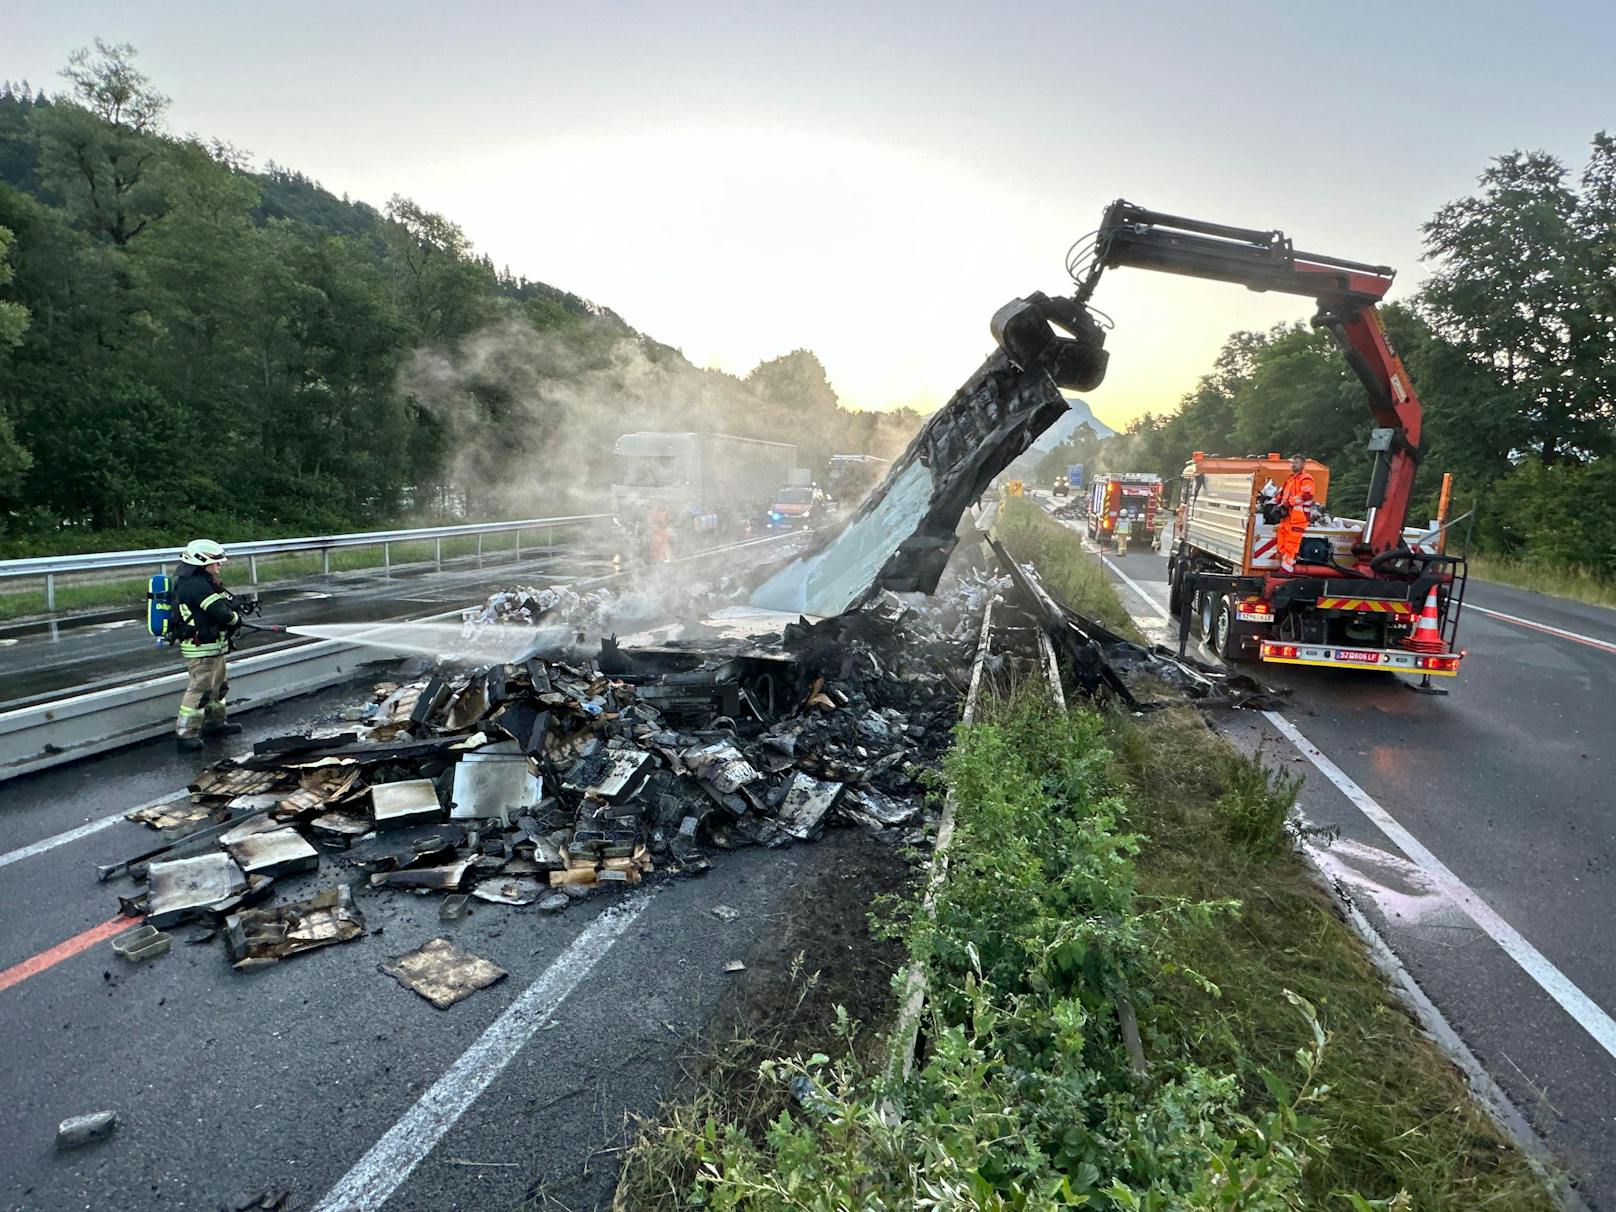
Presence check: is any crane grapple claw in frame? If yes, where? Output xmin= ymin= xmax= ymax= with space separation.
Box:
xmin=989 ymin=291 xmax=1109 ymax=393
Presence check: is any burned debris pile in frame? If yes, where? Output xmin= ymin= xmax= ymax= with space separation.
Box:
xmin=106 ymin=585 xmax=987 ymax=977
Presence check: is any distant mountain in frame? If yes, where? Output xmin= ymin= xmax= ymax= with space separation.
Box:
xmin=1030 ymin=397 xmax=1114 ymax=451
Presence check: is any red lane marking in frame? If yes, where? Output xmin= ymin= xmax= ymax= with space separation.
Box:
xmin=0 ymin=914 xmax=138 ymax=993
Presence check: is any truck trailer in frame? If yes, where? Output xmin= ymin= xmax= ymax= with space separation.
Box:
xmin=611 ymin=432 xmax=798 ymax=538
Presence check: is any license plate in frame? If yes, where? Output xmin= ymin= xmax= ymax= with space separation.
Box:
xmin=1335 ymin=649 xmax=1381 ymax=664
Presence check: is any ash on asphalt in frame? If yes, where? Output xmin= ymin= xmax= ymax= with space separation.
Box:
xmin=530 ymin=828 xmax=914 ymax=1211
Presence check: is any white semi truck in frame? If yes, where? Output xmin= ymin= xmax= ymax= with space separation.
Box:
xmin=611 ymin=431 xmax=798 ymax=539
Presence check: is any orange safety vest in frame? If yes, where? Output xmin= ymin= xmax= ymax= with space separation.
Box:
xmin=1278 ymin=472 xmax=1316 ymax=511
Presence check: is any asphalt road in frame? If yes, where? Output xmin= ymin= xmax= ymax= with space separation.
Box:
xmin=0 ymin=677 xmax=887 ymax=1212
xmin=0 ymin=547 xmax=620 ymax=707
xmin=0 ymin=528 xmax=844 ymax=1212
xmin=1070 ymin=512 xmax=1616 ymax=1207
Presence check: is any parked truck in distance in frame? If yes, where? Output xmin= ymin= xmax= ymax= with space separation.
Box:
xmin=1086 ymin=472 xmax=1162 ymax=550
xmin=611 ymin=432 xmax=798 ymax=540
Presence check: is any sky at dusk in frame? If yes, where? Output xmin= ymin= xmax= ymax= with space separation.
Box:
xmin=10 ymin=1 xmax=1615 ymax=429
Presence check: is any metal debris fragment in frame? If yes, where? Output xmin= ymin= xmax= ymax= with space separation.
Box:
xmin=145 ymin=852 xmax=248 ymax=928
xmin=381 ymin=937 xmax=508 ymax=1009
xmin=110 ymin=923 xmax=170 ymax=963
xmin=56 ymin=1110 xmax=117 ymax=1150
xmin=224 ymin=886 xmax=365 ymax=968
xmin=226 ymin=827 xmax=320 ymax=878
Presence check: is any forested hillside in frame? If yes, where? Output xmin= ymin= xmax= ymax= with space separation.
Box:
xmin=1039 ymin=134 xmax=1616 ymax=581
xmin=0 ymin=42 xmax=923 ymax=554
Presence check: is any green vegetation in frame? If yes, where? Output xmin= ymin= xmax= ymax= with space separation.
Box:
xmin=995 ymin=496 xmax=1147 ymax=644
xmin=617 ymin=508 xmax=1557 ymax=1210
xmin=1036 ymin=134 xmax=1616 ymax=595
xmin=1466 ymin=552 xmax=1616 ymax=610
xmin=0 ymin=41 xmax=921 ymax=555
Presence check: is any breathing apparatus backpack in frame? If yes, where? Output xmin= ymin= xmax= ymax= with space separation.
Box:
xmin=146 ymin=573 xmax=176 ymax=645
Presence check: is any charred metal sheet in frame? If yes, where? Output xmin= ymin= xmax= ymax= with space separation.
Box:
xmin=368 ymin=859 xmax=473 ymax=891
xmin=370 ymin=779 xmax=443 ymax=829
xmin=838 ymin=787 xmax=918 ymax=830
xmin=681 ymin=741 xmax=759 ymax=795
xmin=451 ymin=744 xmax=541 ymax=824
xmin=562 ymin=747 xmax=650 ymax=801
xmin=146 ymin=853 xmax=248 ymax=927
xmin=252 ymin=733 xmax=358 ymax=757
xmin=226 ymin=826 xmax=320 ymax=878
xmin=190 ymin=767 xmax=289 ymax=799
xmin=471 ymin=876 xmax=546 ymax=905
xmin=344 ymin=823 xmax=466 ymax=871
xmin=777 ymin=772 xmax=843 ymax=841
xmin=218 ymin=815 xmax=279 ymax=847
xmin=127 ymin=799 xmax=212 ymax=830
xmin=381 ymin=937 xmax=508 ymax=1009
xmin=224 ymin=886 xmax=365 ymax=968
xmin=749 ymin=335 xmax=1105 ymax=616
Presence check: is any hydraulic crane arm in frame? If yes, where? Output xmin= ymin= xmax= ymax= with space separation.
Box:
xmin=1071 ymin=201 xmax=1425 ymax=556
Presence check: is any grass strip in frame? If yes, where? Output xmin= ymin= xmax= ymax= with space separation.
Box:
xmin=615 ymin=496 xmax=1557 ymax=1210
xmin=1466 ymin=553 xmax=1616 ymax=610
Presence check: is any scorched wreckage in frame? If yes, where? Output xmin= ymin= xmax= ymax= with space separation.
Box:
xmin=99 ymin=196 xmax=1463 ymax=988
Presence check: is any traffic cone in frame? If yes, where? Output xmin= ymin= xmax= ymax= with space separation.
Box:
xmin=1403 ymin=585 xmax=1445 ymax=653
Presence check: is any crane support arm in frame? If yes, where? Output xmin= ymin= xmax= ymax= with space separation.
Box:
xmin=1072 ymin=200 xmax=1423 ymax=555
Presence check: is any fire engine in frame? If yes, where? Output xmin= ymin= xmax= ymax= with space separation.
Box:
xmin=1086 ymin=473 xmax=1162 ymax=551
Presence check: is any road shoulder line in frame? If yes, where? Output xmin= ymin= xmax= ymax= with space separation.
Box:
xmin=310 ymin=894 xmax=654 ymax=1212
xmin=1466 ymin=604 xmax=1616 ymax=655
xmin=0 ymin=789 xmax=185 ymax=870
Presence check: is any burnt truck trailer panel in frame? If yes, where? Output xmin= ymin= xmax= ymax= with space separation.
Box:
xmin=612 ymin=432 xmax=798 ymax=533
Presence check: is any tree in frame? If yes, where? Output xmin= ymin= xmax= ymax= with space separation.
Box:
xmin=0 ymin=222 xmax=32 ymax=494
xmin=33 ymin=40 xmax=170 ymax=247
xmin=1421 ymin=139 xmax=1615 ymax=465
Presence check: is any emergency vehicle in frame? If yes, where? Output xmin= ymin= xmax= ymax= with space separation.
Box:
xmin=1086 ymin=473 xmax=1162 ymax=550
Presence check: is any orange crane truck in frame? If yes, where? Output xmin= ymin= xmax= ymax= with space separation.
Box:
xmin=993 ymin=201 xmax=1468 ymax=691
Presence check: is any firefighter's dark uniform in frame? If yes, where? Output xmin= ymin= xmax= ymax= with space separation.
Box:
xmin=173 ymin=565 xmax=240 ymax=742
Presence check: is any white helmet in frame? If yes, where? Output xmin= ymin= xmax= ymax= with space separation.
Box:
xmin=180 ymin=538 xmax=228 ymax=567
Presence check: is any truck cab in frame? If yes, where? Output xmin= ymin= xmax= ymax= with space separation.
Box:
xmin=1086 ymin=473 xmax=1162 ymax=549
xmin=768 ymin=484 xmax=820 ymax=529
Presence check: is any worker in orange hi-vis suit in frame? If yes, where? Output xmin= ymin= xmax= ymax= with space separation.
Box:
xmin=646 ymin=504 xmax=672 ymax=563
xmin=1275 ymin=454 xmax=1317 ymax=572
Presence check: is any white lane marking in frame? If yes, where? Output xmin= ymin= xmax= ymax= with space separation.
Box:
xmin=1263 ymin=711 xmax=1616 ymax=1062
xmin=1466 ymin=603 xmax=1616 ymax=655
xmin=1088 ymin=540 xmax=1616 ymax=1059
xmin=0 ymin=789 xmax=185 ymax=870
xmin=310 ymin=895 xmax=654 ymax=1212
xmin=1099 ymin=554 xmax=1170 ymax=621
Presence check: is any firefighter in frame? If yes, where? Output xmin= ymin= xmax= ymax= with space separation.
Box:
xmin=646 ymin=503 xmax=672 ymax=563
xmin=172 ymin=539 xmax=244 ymax=752
xmin=1275 ymin=454 xmax=1317 ymax=572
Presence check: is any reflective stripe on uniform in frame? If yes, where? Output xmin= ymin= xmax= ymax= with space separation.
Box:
xmin=180 ymin=641 xmax=228 ymax=658
xmin=200 ymin=591 xmax=230 ymax=610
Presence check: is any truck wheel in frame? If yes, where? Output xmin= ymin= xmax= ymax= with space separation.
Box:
xmin=1198 ymin=587 xmax=1218 ymax=640
xmin=1212 ymin=595 xmax=1236 ymax=660
xmin=1166 ymin=558 xmax=1183 ymax=617
xmin=1213 ymin=595 xmax=1259 ymax=662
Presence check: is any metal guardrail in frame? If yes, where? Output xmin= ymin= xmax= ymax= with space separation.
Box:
xmin=0 ymin=527 xmax=810 ymax=783
xmin=0 ymin=515 xmax=613 ymax=610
